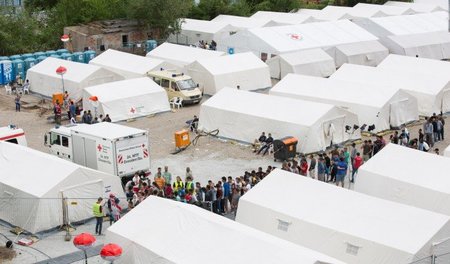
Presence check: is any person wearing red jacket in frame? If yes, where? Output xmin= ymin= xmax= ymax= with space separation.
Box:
xmin=351 ymin=152 xmax=364 ymax=183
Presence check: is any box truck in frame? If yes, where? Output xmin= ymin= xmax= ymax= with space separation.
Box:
xmin=0 ymin=125 xmax=27 ymax=146
xmin=45 ymin=122 xmax=150 ymax=177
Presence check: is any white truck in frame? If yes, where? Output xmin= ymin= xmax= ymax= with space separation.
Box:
xmin=0 ymin=125 xmax=27 ymax=146
xmin=45 ymin=122 xmax=150 ymax=178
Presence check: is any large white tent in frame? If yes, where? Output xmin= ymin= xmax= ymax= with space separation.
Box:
xmin=217 ymin=20 xmax=379 ymax=60
xmin=89 ymin=49 xmax=169 ymax=79
xmin=198 ymin=87 xmax=360 ymax=154
xmin=236 ymin=169 xmax=450 ymax=264
xmin=353 ymin=3 xmax=417 ymax=16
xmin=265 ymin=48 xmax=336 ymax=79
xmin=332 ymin=40 xmax=388 ymax=67
xmin=186 ymin=52 xmax=271 ymax=95
xmin=211 ymin=14 xmax=273 ymax=29
xmin=250 ymin=11 xmax=317 ymax=25
xmin=330 ymin=63 xmax=450 ymax=116
xmin=146 ymin=43 xmax=225 ymax=70
xmin=385 ymin=1 xmax=446 ymax=13
xmin=445 ymin=144 xmax=450 ymax=157
xmin=82 ymin=78 xmax=170 ymax=122
xmin=355 ymin=143 xmax=450 ymax=216
xmin=314 ymin=5 xmax=388 ymax=21
xmin=105 ymin=196 xmax=345 ymax=264
xmin=26 ymin=57 xmax=123 ymax=100
xmin=414 ymin=0 xmax=449 ymax=10
xmin=270 ymin=74 xmax=418 ymax=131
xmin=385 ymin=31 xmax=450 ymax=59
xmin=378 ymin=54 xmax=450 ymax=79
xmin=167 ymin=18 xmax=237 ymax=45
xmin=0 ymin=142 xmax=125 ymax=234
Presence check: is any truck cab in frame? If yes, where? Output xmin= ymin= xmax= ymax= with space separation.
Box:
xmin=0 ymin=126 xmax=27 ymax=146
xmin=45 ymin=125 xmax=77 ymax=161
xmin=147 ymin=70 xmax=203 ymax=104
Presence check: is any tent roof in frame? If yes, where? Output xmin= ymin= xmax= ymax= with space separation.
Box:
xmin=385 ymin=1 xmax=446 ymax=12
xmin=387 ymin=30 xmax=450 ymax=48
xmin=318 ymin=5 xmax=387 ymax=20
xmin=69 ymin=122 xmax=146 ymax=140
xmin=366 ymin=11 xmax=448 ymax=35
xmin=27 ymin=57 xmax=103 ymax=83
xmin=84 ymin=77 xmax=166 ymax=103
xmin=146 ymin=43 xmax=225 ymax=66
xmin=278 ymin=48 xmax=334 ymax=64
xmin=271 ymin=73 xmax=398 ymax=108
xmin=361 ymin=143 xmax=450 ymax=194
xmin=180 ymin=18 xmax=234 ymax=33
xmin=250 ymin=11 xmax=313 ymax=24
xmin=330 ymin=63 xmax=449 ymax=96
xmin=295 ymin=8 xmax=322 ymax=15
xmin=353 ymin=3 xmax=416 ymax=15
xmin=203 ymin=87 xmax=335 ymax=127
xmin=211 ymin=15 xmax=272 ymax=28
xmin=414 ymin=0 xmax=448 ymax=10
xmin=241 ymin=169 xmax=450 ymax=254
xmin=335 ymin=40 xmax=387 ymax=56
xmin=108 ymin=196 xmax=344 ymax=264
xmin=378 ymin=54 xmax=450 ymax=78
xmin=89 ymin=49 xmax=164 ymax=76
xmin=192 ymin=52 xmax=268 ymax=75
xmin=0 ymin=142 xmax=86 ymax=197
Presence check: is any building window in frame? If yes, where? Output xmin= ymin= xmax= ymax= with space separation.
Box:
xmin=346 ymin=243 xmax=360 ymax=256
xmin=277 ymin=219 xmax=291 ymax=232
xmin=122 ymin=35 xmax=129 ymax=47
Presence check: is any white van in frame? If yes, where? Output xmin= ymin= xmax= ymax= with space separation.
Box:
xmin=0 ymin=126 xmax=27 ymax=146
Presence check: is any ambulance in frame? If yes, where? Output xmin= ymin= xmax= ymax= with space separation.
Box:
xmin=0 ymin=125 xmax=27 ymax=146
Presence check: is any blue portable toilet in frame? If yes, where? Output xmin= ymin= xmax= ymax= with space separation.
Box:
xmin=83 ymin=50 xmax=96 ymax=63
xmin=146 ymin=40 xmax=157 ymax=53
xmin=24 ymin=57 xmax=37 ymax=71
xmin=50 ymin=54 xmax=61 ymax=59
xmin=34 ymin=51 xmax=46 ymax=58
xmin=0 ymin=56 xmax=8 ymax=61
xmin=0 ymin=60 xmax=14 ymax=85
xmin=12 ymin=59 xmax=25 ymax=80
xmin=9 ymin=55 xmax=22 ymax=61
xmin=72 ymin=52 xmax=84 ymax=63
xmin=56 ymin=49 xmax=69 ymax=55
xmin=60 ymin=53 xmax=73 ymax=61
xmin=21 ymin=53 xmax=34 ymax=60
xmin=36 ymin=56 xmax=47 ymax=63
xmin=46 ymin=50 xmax=57 ymax=57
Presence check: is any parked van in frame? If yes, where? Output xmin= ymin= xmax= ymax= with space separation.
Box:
xmin=147 ymin=70 xmax=203 ymax=104
xmin=0 ymin=125 xmax=27 ymax=146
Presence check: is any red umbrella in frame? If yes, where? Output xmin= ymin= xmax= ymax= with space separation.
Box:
xmin=73 ymin=233 xmax=96 ymax=251
xmin=100 ymin=243 xmax=122 ymax=262
xmin=61 ymin=34 xmax=70 ymax=42
xmin=56 ymin=66 xmax=67 ymax=75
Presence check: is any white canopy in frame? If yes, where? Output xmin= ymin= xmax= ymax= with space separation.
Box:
xmin=217 ymin=20 xmax=378 ymax=57
xmin=186 ymin=52 xmax=271 ymax=95
xmin=386 ymin=31 xmax=450 ymax=60
xmin=356 ymin=143 xmax=450 ymax=217
xmin=270 ymin=74 xmax=418 ymax=131
xmin=330 ymin=63 xmax=450 ymax=116
xmin=0 ymin=142 xmax=125 ymax=233
xmin=211 ymin=14 xmax=273 ymax=29
xmin=265 ymin=48 xmax=336 ymax=79
xmin=26 ymin=57 xmax=123 ymax=100
xmin=89 ymin=49 xmax=168 ymax=79
xmin=332 ymin=40 xmax=388 ymax=67
xmin=250 ymin=11 xmax=317 ymax=25
xmin=353 ymin=3 xmax=417 ymax=16
xmin=315 ymin=5 xmax=388 ymax=21
xmin=378 ymin=54 xmax=450 ymax=79
xmin=105 ymin=196 xmax=344 ymax=264
xmin=236 ymin=169 xmax=450 ymax=264
xmin=385 ymin=1 xmax=446 ymax=13
xmin=82 ymin=78 xmax=170 ymax=122
xmin=414 ymin=0 xmax=449 ymax=10
xmin=146 ymin=43 xmax=225 ymax=70
xmin=445 ymin=144 xmax=450 ymax=157
xmin=198 ymin=87 xmax=360 ymax=154
xmin=168 ymin=18 xmax=237 ymax=45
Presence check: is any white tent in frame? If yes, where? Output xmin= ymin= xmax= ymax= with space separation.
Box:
xmin=217 ymin=20 xmax=379 ymax=60
xmin=385 ymin=1 xmax=446 ymax=13
xmin=211 ymin=14 xmax=273 ymax=29
xmin=250 ymin=11 xmax=317 ymax=25
xmin=353 ymin=3 xmax=417 ymax=16
xmin=378 ymin=54 xmax=450 ymax=79
xmin=266 ymin=48 xmax=336 ymax=79
xmin=330 ymin=63 xmax=450 ymax=116
xmin=236 ymin=169 xmax=450 ymax=264
xmin=315 ymin=5 xmax=388 ymax=21
xmin=270 ymin=74 xmax=418 ymax=131
xmin=198 ymin=87 xmax=360 ymax=154
xmin=146 ymin=43 xmax=225 ymax=70
xmin=355 ymin=143 xmax=450 ymax=217
xmin=82 ymin=78 xmax=170 ymax=122
xmin=0 ymin=142 xmax=125 ymax=234
xmin=414 ymin=0 xmax=449 ymax=10
xmin=105 ymin=196 xmax=345 ymax=264
xmin=385 ymin=31 xmax=450 ymax=60
xmin=89 ymin=49 xmax=170 ymax=79
xmin=186 ymin=52 xmax=271 ymax=95
xmin=445 ymin=144 xmax=450 ymax=157
xmin=333 ymin=40 xmax=388 ymax=67
xmin=167 ymin=18 xmax=237 ymax=45
xmin=26 ymin=57 xmax=123 ymax=100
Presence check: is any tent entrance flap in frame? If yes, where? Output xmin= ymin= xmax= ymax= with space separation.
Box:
xmin=442 ymin=89 xmax=450 ymax=113
xmin=389 ymin=98 xmax=409 ymax=128
xmin=322 ymin=115 xmax=346 ymax=148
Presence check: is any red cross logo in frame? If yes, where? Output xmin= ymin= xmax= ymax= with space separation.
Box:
xmin=130 ymin=107 xmax=136 ymax=113
xmin=97 ymin=144 xmax=102 ymax=151
xmin=288 ymin=33 xmax=302 ymax=40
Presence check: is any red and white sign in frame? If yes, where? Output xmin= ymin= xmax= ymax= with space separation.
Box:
xmin=287 ymin=33 xmax=302 ymax=40
xmin=143 ymin=148 xmax=148 ymax=158
xmin=117 ymin=154 xmax=124 ymax=164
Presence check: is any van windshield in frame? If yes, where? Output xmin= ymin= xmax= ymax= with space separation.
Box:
xmin=177 ymin=79 xmax=197 ymax=90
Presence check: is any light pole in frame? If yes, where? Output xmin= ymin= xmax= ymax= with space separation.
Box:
xmin=56 ymin=66 xmax=67 ymax=95
xmin=89 ymin=95 xmax=99 ymax=118
xmin=100 ymin=243 xmax=123 ymax=264
xmin=61 ymin=34 xmax=73 ymax=53
xmin=73 ymin=233 xmax=96 ymax=264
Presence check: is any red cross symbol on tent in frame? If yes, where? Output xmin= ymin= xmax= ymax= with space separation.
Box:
xmin=97 ymin=144 xmax=102 ymax=151
xmin=288 ymin=33 xmax=302 ymax=40
xmin=141 ymin=144 xmax=145 ymax=148
xmin=130 ymin=107 xmax=136 ymax=113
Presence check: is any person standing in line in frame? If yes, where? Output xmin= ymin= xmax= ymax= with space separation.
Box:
xmin=15 ymin=93 xmax=21 ymax=112
xmin=54 ymin=100 xmax=62 ymax=125
xmin=308 ymin=154 xmax=316 ymax=179
xmin=335 ymin=157 xmax=348 ymax=188
xmin=93 ymin=197 xmax=104 ymax=235
xmin=317 ymin=154 xmax=326 ymax=182
xmin=162 ymin=166 xmax=172 ymax=185
xmin=351 ymin=153 xmax=363 ymax=183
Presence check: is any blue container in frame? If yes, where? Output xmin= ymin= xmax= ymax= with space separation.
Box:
xmin=24 ymin=57 xmax=37 ymax=71
xmin=12 ymin=59 xmax=25 ymax=80
xmin=0 ymin=60 xmax=14 ymax=85
xmin=45 ymin=50 xmax=57 ymax=57
xmin=50 ymin=54 xmax=61 ymax=59
xmin=36 ymin=56 xmax=47 ymax=63
xmin=60 ymin=53 xmax=73 ymax=61
xmin=9 ymin=55 xmax=22 ymax=61
xmin=33 ymin=51 xmax=46 ymax=58
xmin=21 ymin=53 xmax=34 ymax=60
xmin=0 ymin=56 xmax=9 ymax=61
xmin=146 ymin=40 xmax=157 ymax=53
xmin=83 ymin=50 xmax=96 ymax=63
xmin=56 ymin=49 xmax=69 ymax=55
xmin=72 ymin=52 xmax=84 ymax=63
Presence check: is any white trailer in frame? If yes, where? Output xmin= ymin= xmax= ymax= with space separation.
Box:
xmin=46 ymin=122 xmax=150 ymax=178
xmin=0 ymin=126 xmax=27 ymax=146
